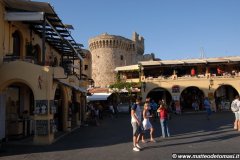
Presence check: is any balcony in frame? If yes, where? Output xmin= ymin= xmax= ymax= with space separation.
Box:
xmin=3 ymin=55 xmax=36 ymax=64
xmin=142 ymin=72 xmax=240 ymax=82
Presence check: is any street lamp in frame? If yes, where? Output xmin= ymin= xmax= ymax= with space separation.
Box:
xmin=142 ymin=82 xmax=146 ymax=92
xmin=209 ymin=79 xmax=214 ymax=90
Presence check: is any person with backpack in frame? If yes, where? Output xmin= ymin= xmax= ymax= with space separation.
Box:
xmin=231 ymin=95 xmax=240 ymax=130
xmin=131 ymin=97 xmax=143 ymax=152
xmin=203 ymin=97 xmax=212 ymax=120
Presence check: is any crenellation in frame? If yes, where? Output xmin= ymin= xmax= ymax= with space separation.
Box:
xmin=88 ymin=32 xmax=145 ymax=87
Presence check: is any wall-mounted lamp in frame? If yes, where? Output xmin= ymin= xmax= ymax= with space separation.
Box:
xmin=209 ymin=79 xmax=214 ymax=90
xmin=142 ymin=82 xmax=146 ymax=92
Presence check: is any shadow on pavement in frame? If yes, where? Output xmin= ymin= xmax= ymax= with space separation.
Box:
xmin=0 ymin=111 xmax=238 ymax=157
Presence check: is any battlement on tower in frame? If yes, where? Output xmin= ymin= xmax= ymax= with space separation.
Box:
xmin=132 ymin=32 xmax=144 ymax=55
xmin=88 ymin=33 xmax=136 ymax=52
xmin=88 ymin=32 xmax=144 ymax=55
xmin=88 ymin=32 xmax=145 ymax=87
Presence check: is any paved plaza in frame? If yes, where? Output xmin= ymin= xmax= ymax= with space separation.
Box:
xmin=0 ymin=111 xmax=240 ymax=160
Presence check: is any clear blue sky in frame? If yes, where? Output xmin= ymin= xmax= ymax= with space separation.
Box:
xmin=37 ymin=0 xmax=240 ymax=60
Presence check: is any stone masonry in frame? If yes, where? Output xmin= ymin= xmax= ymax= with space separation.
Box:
xmin=88 ymin=32 xmax=145 ymax=87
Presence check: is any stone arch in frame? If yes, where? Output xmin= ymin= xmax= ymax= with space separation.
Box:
xmin=53 ymin=84 xmax=69 ymax=132
xmin=103 ymin=40 xmax=105 ymax=47
xmin=96 ymin=41 xmax=99 ymax=48
xmin=106 ymin=40 xmax=109 ymax=47
xmin=0 ymin=80 xmax=35 ymax=139
xmin=0 ymin=78 xmax=36 ymax=98
xmin=113 ymin=40 xmax=116 ymax=47
xmin=110 ymin=40 xmax=112 ymax=47
xmin=214 ymin=84 xmax=238 ymax=110
xmin=146 ymin=87 xmax=172 ymax=106
xmin=180 ymin=86 xmax=205 ymax=110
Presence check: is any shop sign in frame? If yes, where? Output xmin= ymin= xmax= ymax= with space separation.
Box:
xmin=35 ymin=100 xmax=48 ymax=115
xmin=50 ymin=119 xmax=57 ymax=133
xmin=50 ymin=100 xmax=57 ymax=114
xmin=172 ymin=85 xmax=180 ymax=93
xmin=35 ymin=120 xmax=49 ymax=136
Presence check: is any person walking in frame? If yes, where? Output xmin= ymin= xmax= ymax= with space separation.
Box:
xmin=203 ymin=97 xmax=212 ymax=120
xmin=142 ymin=101 xmax=155 ymax=143
xmin=192 ymin=101 xmax=199 ymax=111
xmin=237 ymin=96 xmax=240 ymax=131
xmin=150 ymin=99 xmax=158 ymax=121
xmin=231 ymin=95 xmax=240 ymax=130
xmin=157 ymin=102 xmax=170 ymax=138
xmin=131 ymin=97 xmax=143 ymax=152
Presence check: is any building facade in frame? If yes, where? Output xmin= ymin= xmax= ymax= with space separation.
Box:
xmin=89 ymin=32 xmax=154 ymax=88
xmin=0 ymin=0 xmax=89 ymax=144
xmin=115 ymin=57 xmax=240 ymax=111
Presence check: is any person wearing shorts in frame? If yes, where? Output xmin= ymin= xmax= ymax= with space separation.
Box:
xmin=237 ymin=96 xmax=240 ymax=131
xmin=131 ymin=97 xmax=143 ymax=152
xmin=232 ymin=95 xmax=240 ymax=130
xmin=142 ymin=101 xmax=155 ymax=143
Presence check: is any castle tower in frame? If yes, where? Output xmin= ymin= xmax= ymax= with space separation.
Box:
xmin=88 ymin=32 xmax=144 ymax=87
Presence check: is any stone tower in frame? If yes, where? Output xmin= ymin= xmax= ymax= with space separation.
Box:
xmin=88 ymin=32 xmax=144 ymax=87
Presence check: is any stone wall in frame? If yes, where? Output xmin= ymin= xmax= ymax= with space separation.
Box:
xmin=89 ymin=33 xmax=142 ymax=87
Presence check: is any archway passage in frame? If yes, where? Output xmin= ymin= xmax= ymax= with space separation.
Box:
xmin=53 ymin=85 xmax=65 ymax=133
xmin=180 ymin=86 xmax=204 ymax=111
xmin=214 ymin=85 xmax=238 ymax=111
xmin=147 ymin=88 xmax=172 ymax=106
xmin=4 ymin=82 xmax=34 ymax=140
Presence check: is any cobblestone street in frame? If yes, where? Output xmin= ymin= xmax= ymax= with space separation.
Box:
xmin=0 ymin=111 xmax=240 ymax=160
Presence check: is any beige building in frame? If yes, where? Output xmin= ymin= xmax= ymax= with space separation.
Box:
xmin=88 ymin=32 xmax=154 ymax=88
xmin=0 ymin=0 xmax=89 ymax=144
xmin=115 ymin=56 xmax=240 ymax=111
xmin=81 ymin=49 xmax=94 ymax=87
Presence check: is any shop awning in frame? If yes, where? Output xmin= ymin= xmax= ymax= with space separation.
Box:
xmin=4 ymin=0 xmax=84 ymax=60
xmin=57 ymin=80 xmax=87 ymax=93
xmin=87 ymin=93 xmax=112 ymax=101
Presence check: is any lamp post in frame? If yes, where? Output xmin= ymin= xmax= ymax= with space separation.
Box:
xmin=209 ymin=79 xmax=214 ymax=90
xmin=142 ymin=82 xmax=146 ymax=92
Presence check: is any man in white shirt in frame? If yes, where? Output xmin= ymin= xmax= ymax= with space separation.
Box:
xmin=232 ymin=95 xmax=240 ymax=130
xmin=237 ymin=95 xmax=240 ymax=131
xmin=131 ymin=97 xmax=143 ymax=152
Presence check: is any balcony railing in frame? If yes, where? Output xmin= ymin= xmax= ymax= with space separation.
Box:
xmin=3 ymin=55 xmax=35 ymax=64
xmin=142 ymin=73 xmax=240 ymax=82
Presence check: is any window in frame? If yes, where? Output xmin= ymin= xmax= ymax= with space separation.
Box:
xmin=120 ymin=55 xmax=124 ymax=60
xmin=84 ymin=65 xmax=88 ymax=70
xmin=12 ymin=31 xmax=21 ymax=56
xmin=33 ymin=44 xmax=41 ymax=64
xmin=53 ymin=57 xmax=58 ymax=67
